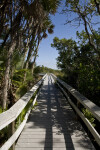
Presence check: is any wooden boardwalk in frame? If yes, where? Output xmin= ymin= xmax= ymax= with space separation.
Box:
xmin=15 ymin=75 xmax=95 ymax=150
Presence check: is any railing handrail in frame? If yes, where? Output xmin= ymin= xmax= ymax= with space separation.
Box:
xmin=0 ymin=74 xmax=47 ymax=131
xmin=51 ymin=74 xmax=100 ymax=146
xmin=51 ymin=74 xmax=100 ymax=122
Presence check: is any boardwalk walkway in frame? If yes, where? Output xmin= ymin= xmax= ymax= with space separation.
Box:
xmin=15 ymin=75 xmax=95 ymax=150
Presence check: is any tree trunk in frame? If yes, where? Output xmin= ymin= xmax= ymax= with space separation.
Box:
xmin=83 ymin=17 xmax=100 ymax=56
xmin=31 ymin=41 xmax=41 ymax=74
xmin=0 ymin=0 xmax=8 ymax=37
xmin=94 ymin=0 xmax=100 ymax=15
xmin=2 ymin=41 xmax=16 ymax=110
xmin=23 ymin=25 xmax=39 ymax=80
xmin=76 ymin=5 xmax=100 ymax=56
xmin=23 ymin=47 xmax=32 ymax=81
xmin=22 ymin=38 xmax=30 ymax=68
xmin=31 ymin=55 xmax=36 ymax=75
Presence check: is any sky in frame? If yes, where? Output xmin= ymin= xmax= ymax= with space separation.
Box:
xmin=36 ymin=1 xmax=99 ymax=70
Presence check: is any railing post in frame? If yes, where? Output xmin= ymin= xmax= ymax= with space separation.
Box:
xmin=76 ymin=101 xmax=80 ymax=121
xmin=11 ymin=121 xmax=15 ymax=150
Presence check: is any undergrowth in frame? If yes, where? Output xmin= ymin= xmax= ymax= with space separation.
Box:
xmin=82 ymin=108 xmax=96 ymax=127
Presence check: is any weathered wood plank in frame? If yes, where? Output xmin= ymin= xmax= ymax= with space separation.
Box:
xmin=56 ymin=81 xmax=100 ymax=146
xmin=15 ymin=75 xmax=95 ymax=150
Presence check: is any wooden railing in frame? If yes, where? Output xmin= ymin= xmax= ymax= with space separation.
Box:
xmin=0 ymin=74 xmax=47 ymax=150
xmin=51 ymin=74 xmax=100 ymax=146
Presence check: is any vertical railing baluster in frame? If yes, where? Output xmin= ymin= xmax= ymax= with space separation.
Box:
xmin=11 ymin=121 xmax=15 ymax=150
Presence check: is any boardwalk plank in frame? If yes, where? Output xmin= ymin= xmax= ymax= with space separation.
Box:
xmin=15 ymin=75 xmax=95 ymax=150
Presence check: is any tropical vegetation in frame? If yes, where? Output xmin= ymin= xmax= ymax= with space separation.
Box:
xmin=0 ymin=0 xmax=60 ymax=111
xmin=51 ymin=0 xmax=100 ymax=106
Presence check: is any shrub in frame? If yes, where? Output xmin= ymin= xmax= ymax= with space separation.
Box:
xmin=82 ymin=108 xmax=95 ymax=127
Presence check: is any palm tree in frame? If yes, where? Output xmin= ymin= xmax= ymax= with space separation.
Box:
xmin=0 ymin=0 xmax=60 ymax=110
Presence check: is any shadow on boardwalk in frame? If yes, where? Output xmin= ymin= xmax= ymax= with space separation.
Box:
xmin=16 ymin=75 xmax=95 ymax=150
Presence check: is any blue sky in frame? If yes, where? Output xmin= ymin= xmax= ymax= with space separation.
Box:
xmin=36 ymin=1 xmax=99 ymax=69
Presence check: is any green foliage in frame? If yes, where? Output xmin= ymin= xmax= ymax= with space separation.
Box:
xmin=26 ymin=70 xmax=34 ymax=82
xmin=51 ymin=37 xmax=78 ymax=72
xmin=82 ymin=108 xmax=96 ymax=127
xmin=34 ymin=65 xmax=61 ymax=75
xmin=32 ymin=101 xmax=38 ymax=110
xmin=51 ymin=34 xmax=100 ymax=106
xmin=34 ymin=66 xmax=44 ymax=74
xmin=13 ymin=69 xmax=28 ymax=82
xmin=41 ymin=0 xmax=60 ymax=14
xmin=15 ymin=84 xmax=28 ymax=99
xmin=12 ymin=80 xmax=22 ymax=87
xmin=0 ymin=106 xmax=2 ymax=114
xmin=15 ymin=90 xmax=38 ymax=129
xmin=12 ymin=69 xmax=35 ymax=99
xmin=15 ymin=55 xmax=25 ymax=70
xmin=10 ymin=67 xmax=42 ymax=101
xmin=0 ymin=126 xmax=9 ymax=145
xmin=12 ymin=69 xmax=29 ymax=99
xmin=76 ymin=30 xmax=89 ymax=45
xmin=12 ymin=50 xmax=24 ymax=69
xmin=0 ymin=47 xmax=7 ymax=69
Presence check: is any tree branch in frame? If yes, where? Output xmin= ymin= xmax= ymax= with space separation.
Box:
xmin=94 ymin=0 xmax=100 ymax=15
